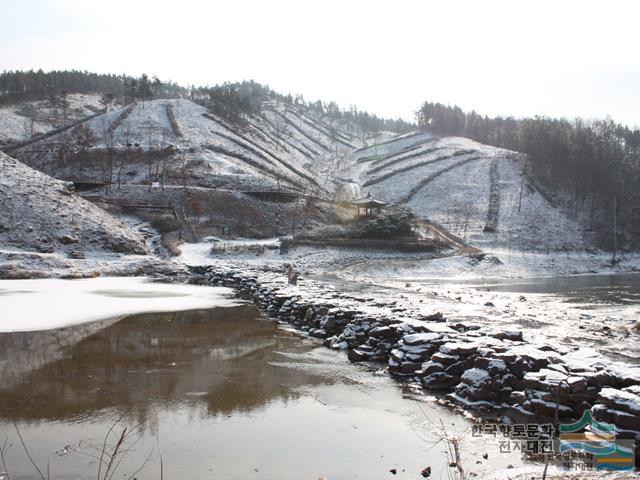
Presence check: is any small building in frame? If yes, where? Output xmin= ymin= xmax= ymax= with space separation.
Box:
xmin=351 ymin=193 xmax=387 ymax=218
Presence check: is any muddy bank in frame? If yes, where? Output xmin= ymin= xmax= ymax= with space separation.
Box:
xmin=190 ymin=265 xmax=640 ymax=455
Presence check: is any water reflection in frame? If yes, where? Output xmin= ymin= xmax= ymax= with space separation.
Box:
xmin=0 ymin=304 xmax=331 ymax=423
xmin=0 ymin=304 xmax=530 ymax=480
xmin=470 ymin=273 xmax=640 ymax=305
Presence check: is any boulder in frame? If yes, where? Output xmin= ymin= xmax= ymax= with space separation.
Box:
xmin=524 ymin=369 xmax=568 ymax=391
xmin=348 ymin=349 xmax=368 ymax=362
xmin=416 ymin=361 xmax=445 ymax=377
xmin=403 ymin=332 xmax=441 ymax=346
xmin=400 ymin=361 xmax=423 ymax=375
xmin=490 ymin=330 xmax=524 ymax=342
xmin=623 ymin=385 xmax=640 ymax=396
xmin=59 ymin=234 xmax=79 ymax=244
xmin=440 ymin=342 xmax=478 ymax=356
xmin=526 ymin=399 xmax=574 ymax=418
xmin=370 ymin=326 xmax=397 ymax=339
xmin=445 ymin=360 xmax=472 ymax=376
xmin=455 ymin=384 xmax=498 ymax=403
xmin=509 ymin=391 xmax=526 ymax=404
xmin=460 ymin=368 xmax=491 ymax=387
xmin=431 ymin=352 xmax=459 ymax=366
xmin=566 ymin=376 xmax=588 ymax=393
xmin=422 ymin=372 xmax=459 ymax=390
xmin=401 ymin=344 xmax=439 ymax=362
xmin=597 ymin=388 xmax=640 ymax=416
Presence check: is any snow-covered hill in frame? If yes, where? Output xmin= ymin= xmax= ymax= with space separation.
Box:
xmin=0 ymin=152 xmax=148 ymax=259
xmin=0 ymin=94 xmax=102 ymax=147
xmin=5 ymin=95 xmax=596 ymax=256
xmin=12 ymin=99 xmax=363 ymax=194
xmin=341 ymin=131 xmax=590 ymax=253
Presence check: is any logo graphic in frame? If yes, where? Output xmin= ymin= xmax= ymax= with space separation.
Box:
xmin=559 ymin=410 xmax=635 ymax=471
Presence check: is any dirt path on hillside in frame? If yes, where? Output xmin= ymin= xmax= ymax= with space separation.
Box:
xmin=418 ymin=218 xmax=481 ymax=254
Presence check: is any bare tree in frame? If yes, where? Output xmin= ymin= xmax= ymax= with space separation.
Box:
xmin=178 ymin=154 xmax=193 ymax=197
xmin=100 ymin=117 xmax=116 ymax=193
xmin=411 ymin=405 xmax=468 ymax=480
xmin=612 ymin=195 xmax=618 ymax=264
xmin=158 ymin=128 xmax=172 ymax=190
xmin=302 ymin=192 xmax=317 ymax=227
xmin=99 ymin=93 xmax=116 ymax=112
xmin=115 ymin=121 xmax=133 ymax=190
xmin=52 ymin=90 xmax=70 ymax=126
xmin=459 ymin=201 xmax=473 ymax=240
xmin=22 ymin=119 xmax=31 ymax=140
xmin=145 ymin=125 xmax=160 ymax=192
xmin=69 ymin=123 xmax=95 ymax=177
xmin=272 ymin=116 xmax=291 ymax=151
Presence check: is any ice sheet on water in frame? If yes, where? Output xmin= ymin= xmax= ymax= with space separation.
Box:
xmin=0 ymin=277 xmax=237 ymax=332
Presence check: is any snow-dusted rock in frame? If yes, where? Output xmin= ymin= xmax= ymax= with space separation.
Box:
xmin=597 ymin=388 xmax=640 ymax=416
xmin=403 ymin=332 xmax=441 ymax=346
xmin=460 ymin=368 xmax=491 ymax=386
xmin=439 ymin=342 xmax=479 ymax=356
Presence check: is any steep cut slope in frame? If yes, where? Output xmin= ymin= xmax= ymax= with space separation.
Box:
xmin=343 ymin=131 xmax=589 ymax=252
xmin=13 ymin=99 xmax=362 ymax=195
xmin=0 ymin=153 xmax=148 ymax=256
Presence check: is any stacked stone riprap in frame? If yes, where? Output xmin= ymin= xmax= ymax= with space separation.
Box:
xmin=390 ymin=331 xmax=446 ymax=376
xmin=190 ymin=265 xmax=640 ymax=442
xmin=592 ymin=387 xmax=640 ymax=443
xmin=512 ymin=368 xmax=596 ymax=421
xmin=385 ymin=330 xmax=560 ymax=412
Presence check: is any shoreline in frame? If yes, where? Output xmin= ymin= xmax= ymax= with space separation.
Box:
xmin=188 ymin=263 xmax=640 ymax=463
xmin=1 ymin=263 xmax=639 ymax=476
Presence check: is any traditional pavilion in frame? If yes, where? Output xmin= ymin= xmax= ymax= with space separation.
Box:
xmin=351 ymin=193 xmax=387 ymax=218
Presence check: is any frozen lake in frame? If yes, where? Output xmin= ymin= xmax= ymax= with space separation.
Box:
xmin=0 ymin=277 xmax=236 ymax=332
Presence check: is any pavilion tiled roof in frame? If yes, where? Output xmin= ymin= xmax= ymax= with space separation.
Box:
xmin=350 ymin=193 xmax=387 ymax=207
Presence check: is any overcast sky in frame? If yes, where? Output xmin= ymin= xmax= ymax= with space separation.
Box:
xmin=1 ymin=0 xmax=639 ymax=126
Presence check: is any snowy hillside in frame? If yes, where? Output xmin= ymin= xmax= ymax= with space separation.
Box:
xmin=4 ymin=92 xmax=596 ymax=256
xmin=342 ymin=131 xmax=589 ymax=252
xmin=0 ymin=94 xmax=101 ymax=147
xmin=0 ymin=152 xmax=148 ymax=258
xmin=12 ymin=99 xmax=363 ymax=194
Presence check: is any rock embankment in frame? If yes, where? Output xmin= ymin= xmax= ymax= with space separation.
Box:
xmin=191 ymin=266 xmax=640 ymax=447
xmin=592 ymin=387 xmax=640 ymax=443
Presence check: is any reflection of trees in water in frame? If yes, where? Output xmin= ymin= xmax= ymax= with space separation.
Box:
xmin=0 ymin=305 xmax=331 ymax=424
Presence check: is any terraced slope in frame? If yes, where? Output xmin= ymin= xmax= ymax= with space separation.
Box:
xmin=13 ymin=99 xmax=362 ymax=194
xmin=345 ymin=132 xmax=588 ymax=251
xmin=0 ymin=94 xmax=102 ymax=148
